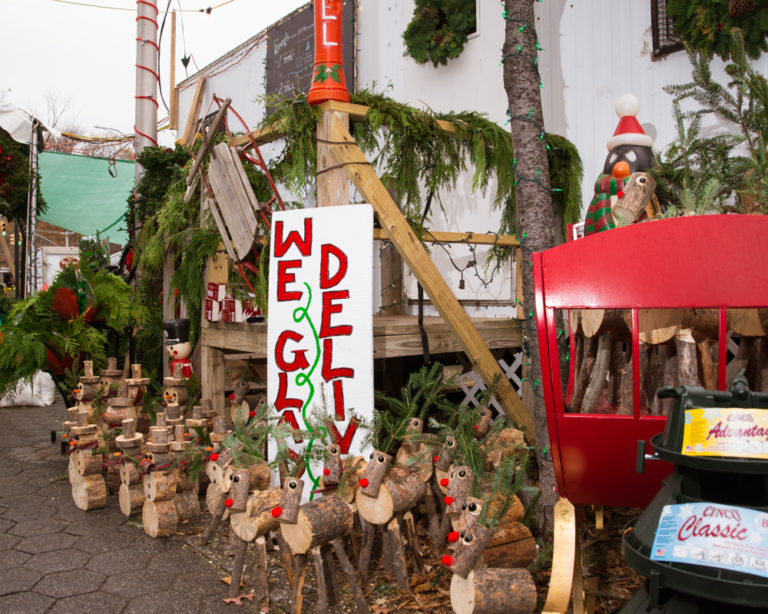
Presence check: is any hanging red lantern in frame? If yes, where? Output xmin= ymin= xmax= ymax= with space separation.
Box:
xmin=307 ymin=0 xmax=350 ymax=105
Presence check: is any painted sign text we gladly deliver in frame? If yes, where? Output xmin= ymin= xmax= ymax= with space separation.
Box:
xmin=267 ymin=205 xmax=374 ymax=497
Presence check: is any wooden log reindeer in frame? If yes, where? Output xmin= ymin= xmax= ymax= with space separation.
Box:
xmin=277 ymin=477 xmax=369 ymax=614
xmin=355 ymin=450 xmax=427 ymax=586
xmin=443 ymin=523 xmax=537 ymax=614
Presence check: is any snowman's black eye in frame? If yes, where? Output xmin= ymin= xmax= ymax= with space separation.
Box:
xmin=639 ymin=176 xmax=646 ymax=184
xmin=370 ymin=452 xmax=374 ymax=459
xmin=464 ymin=534 xmax=473 ymax=543
xmin=330 ymin=447 xmax=337 ymax=454
xmin=480 ymin=411 xmax=486 ymax=417
xmin=460 ymin=530 xmax=466 ymax=538
xmin=377 ymin=455 xmax=385 ymax=463
xmin=289 ymin=481 xmax=297 ymax=489
xmin=461 ymin=503 xmax=467 ymax=510
xmin=459 ymin=470 xmax=467 ymax=478
xmin=233 ymin=476 xmax=240 ymax=483
xmin=468 ymin=503 xmax=477 ymax=512
xmin=413 ymin=419 xmax=419 ymax=426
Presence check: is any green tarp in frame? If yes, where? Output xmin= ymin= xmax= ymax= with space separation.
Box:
xmin=38 ymin=152 xmax=134 ymax=245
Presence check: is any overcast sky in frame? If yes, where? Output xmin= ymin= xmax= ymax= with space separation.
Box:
xmin=1 ymin=0 xmax=305 ymax=139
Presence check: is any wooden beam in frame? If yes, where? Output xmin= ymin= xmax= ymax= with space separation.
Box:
xmin=181 ymin=76 xmax=206 ymax=149
xmin=169 ymin=10 xmax=177 ymax=131
xmin=542 ymin=498 xmax=577 ymax=614
xmin=327 ymin=114 xmax=535 ymax=441
xmin=317 ymin=108 xmax=350 ymax=207
xmin=373 ymin=228 xmax=518 ymax=247
xmin=184 ymin=97 xmax=230 ymax=204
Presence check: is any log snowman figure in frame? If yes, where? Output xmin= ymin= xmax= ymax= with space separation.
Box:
xmin=443 ymin=523 xmax=537 ymax=614
xmin=276 ymin=477 xmax=369 ymax=614
xmin=67 ymin=408 xmax=108 ymax=511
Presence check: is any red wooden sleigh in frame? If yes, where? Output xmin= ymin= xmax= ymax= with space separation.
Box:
xmin=533 ymin=215 xmax=768 ymax=508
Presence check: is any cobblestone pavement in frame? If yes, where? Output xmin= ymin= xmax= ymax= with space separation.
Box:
xmin=0 ymin=400 xmax=235 ymax=614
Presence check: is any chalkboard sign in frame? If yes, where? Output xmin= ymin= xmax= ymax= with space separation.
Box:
xmin=266 ymin=1 xmax=355 ymax=104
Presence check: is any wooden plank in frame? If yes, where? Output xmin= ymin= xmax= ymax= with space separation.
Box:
xmin=229 ymin=145 xmax=262 ymax=218
xmin=181 ymin=76 xmax=206 ymax=149
xmin=183 ymin=98 xmax=230 ymax=204
xmin=542 ymin=498 xmax=577 ymax=614
xmin=204 ymin=195 xmax=237 ymax=262
xmin=317 ymin=109 xmax=350 ymax=207
xmin=327 ymin=114 xmax=535 ymax=440
xmin=200 ymin=343 xmax=226 ymax=415
xmin=373 ymin=314 xmax=518 ymax=337
xmin=374 ymin=227 xmax=518 ymax=247
xmin=208 ymin=149 xmax=254 ymax=260
xmin=206 ymin=243 xmax=229 ymax=285
xmin=217 ymin=145 xmax=259 ymax=239
xmin=162 ymin=253 xmax=176 ymax=379
xmin=169 ymin=11 xmax=177 ymax=131
xmin=201 ymin=320 xmax=268 ymax=356
xmin=374 ymin=323 xmax=520 ymax=359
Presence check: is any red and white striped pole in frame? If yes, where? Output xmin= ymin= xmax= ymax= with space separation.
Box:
xmin=134 ymin=0 xmax=159 ymax=183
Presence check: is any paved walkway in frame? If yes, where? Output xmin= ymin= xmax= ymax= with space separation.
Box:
xmin=0 ymin=400 xmax=230 ymax=614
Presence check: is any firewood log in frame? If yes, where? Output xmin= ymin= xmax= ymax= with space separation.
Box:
xmin=142 ymin=499 xmax=177 ymax=537
xmin=173 ymin=489 xmax=200 ymax=522
xmin=118 ymin=483 xmax=145 ymax=516
xmin=71 ymin=472 xmax=107 ymax=511
xmin=611 ymin=171 xmax=656 ymax=225
xmin=230 ymin=488 xmax=282 ymax=541
xmin=482 ymin=521 xmax=537 ymax=568
xmin=143 ymin=471 xmax=178 ymax=502
xmin=450 ymin=568 xmax=536 ymax=614
xmin=280 ymin=494 xmax=354 ymax=555
xmin=355 ymin=466 xmax=426 ymax=525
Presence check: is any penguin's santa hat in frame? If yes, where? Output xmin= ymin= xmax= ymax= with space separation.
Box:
xmin=607 ymin=94 xmax=654 ymax=150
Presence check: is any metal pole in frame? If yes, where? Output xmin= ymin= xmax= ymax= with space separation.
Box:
xmin=135 ymin=0 xmax=159 ymax=185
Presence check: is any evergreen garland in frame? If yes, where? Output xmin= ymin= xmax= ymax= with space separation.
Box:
xmin=666 ymin=0 xmax=768 ymax=60
xmin=403 ymin=0 xmax=477 ymax=67
xmin=261 ymin=89 xmax=581 ymax=240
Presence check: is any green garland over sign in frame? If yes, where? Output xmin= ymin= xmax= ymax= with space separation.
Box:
xmin=666 ymin=0 xmax=768 ymax=60
xmin=403 ymin=0 xmax=477 ymax=67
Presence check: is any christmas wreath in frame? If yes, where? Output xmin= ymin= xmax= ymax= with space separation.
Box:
xmin=403 ymin=0 xmax=477 ymax=67
xmin=666 ymin=0 xmax=768 ymax=60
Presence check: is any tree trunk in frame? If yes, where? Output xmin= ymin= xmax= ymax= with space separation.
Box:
xmin=503 ymin=0 xmax=558 ymax=537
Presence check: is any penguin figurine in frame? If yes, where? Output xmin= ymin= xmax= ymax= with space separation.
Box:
xmin=584 ymin=94 xmax=654 ymax=235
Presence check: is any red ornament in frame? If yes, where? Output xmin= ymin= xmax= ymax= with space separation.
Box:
xmin=617 ymin=190 xmax=625 ymax=199
xmin=472 ymin=424 xmax=479 ymax=429
xmin=323 ymin=468 xmax=331 ymax=476
xmin=444 ymin=496 xmax=454 ymax=505
xmin=229 ymin=393 xmax=235 ymax=400
xmin=224 ymin=498 xmax=234 ymax=508
xmin=272 ymin=506 xmax=282 ymax=518
xmin=447 ymin=531 xmax=460 ymax=543
xmin=440 ymin=478 xmax=449 ymax=487
xmin=441 ymin=554 xmax=454 ymax=567
xmin=359 ymin=478 xmax=370 ymax=488
xmin=210 ymin=453 xmax=219 ymax=461
xmin=249 ymin=410 xmax=256 ymax=418
xmin=433 ymin=455 xmax=439 ymax=463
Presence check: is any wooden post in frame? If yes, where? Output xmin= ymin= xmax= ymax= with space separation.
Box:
xmin=201 ymin=344 xmax=226 ymax=416
xmin=182 ymin=76 xmax=206 ymax=149
xmin=317 ymin=106 xmax=350 ymax=207
xmin=327 ymin=115 xmax=535 ymax=442
xmin=169 ymin=10 xmax=177 ymax=131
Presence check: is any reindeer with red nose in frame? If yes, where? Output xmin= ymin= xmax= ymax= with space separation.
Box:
xmin=276 ymin=476 xmax=370 ymax=614
xmin=442 ymin=521 xmax=537 ymax=614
